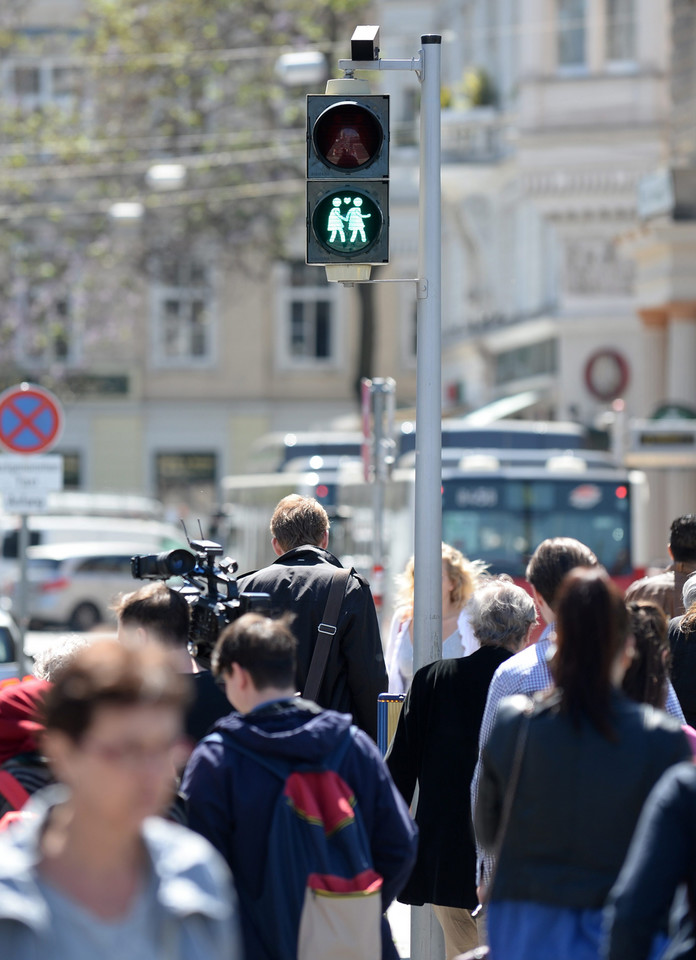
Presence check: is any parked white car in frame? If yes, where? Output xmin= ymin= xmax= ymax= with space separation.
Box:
xmin=0 ymin=610 xmax=21 ymax=682
xmin=3 ymin=542 xmax=177 ymax=631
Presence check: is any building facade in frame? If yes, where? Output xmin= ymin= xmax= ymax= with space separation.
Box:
xmin=0 ymin=0 xmax=419 ymax=521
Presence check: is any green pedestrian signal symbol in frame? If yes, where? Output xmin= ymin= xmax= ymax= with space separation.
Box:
xmin=313 ymin=190 xmax=382 ymax=256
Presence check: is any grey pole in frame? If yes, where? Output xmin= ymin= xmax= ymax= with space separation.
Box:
xmin=372 ymin=381 xmax=386 ymax=577
xmin=411 ymin=34 xmax=445 ymax=960
xmin=17 ymin=514 xmax=30 ymax=677
xmin=413 ymin=35 xmax=442 ymax=673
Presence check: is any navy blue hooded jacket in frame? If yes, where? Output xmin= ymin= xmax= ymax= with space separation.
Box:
xmin=181 ymin=698 xmax=418 ymax=960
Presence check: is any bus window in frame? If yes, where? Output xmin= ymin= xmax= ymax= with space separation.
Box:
xmin=442 ymin=477 xmax=632 ymax=579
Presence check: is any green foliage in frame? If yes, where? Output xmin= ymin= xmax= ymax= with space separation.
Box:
xmin=461 ymin=68 xmax=496 ymax=108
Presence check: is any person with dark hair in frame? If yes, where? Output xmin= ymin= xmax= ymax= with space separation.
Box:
xmin=622 ymin=601 xmax=671 ymax=710
xmin=386 ymin=578 xmax=536 ymax=960
xmin=116 ymin=581 xmax=231 ymax=742
xmin=181 ymin=612 xmax=418 ymax=960
xmin=0 ymin=640 xmax=242 ymax=959
xmin=626 ymin=514 xmax=696 ymax=618
xmin=470 ymin=538 xmax=599 ymax=886
xmin=474 ymin=569 xmax=690 ymax=960
xmin=476 ymin=538 xmax=600 ymax=750
xmin=238 ymin=494 xmax=387 ymax=740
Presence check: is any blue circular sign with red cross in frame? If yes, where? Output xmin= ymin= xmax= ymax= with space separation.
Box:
xmin=0 ymin=383 xmax=64 ymax=454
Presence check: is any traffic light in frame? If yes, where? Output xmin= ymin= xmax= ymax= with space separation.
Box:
xmin=306 ymin=81 xmax=389 ymax=279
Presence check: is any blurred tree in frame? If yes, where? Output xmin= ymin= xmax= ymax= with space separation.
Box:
xmin=0 ymin=0 xmax=369 ymax=395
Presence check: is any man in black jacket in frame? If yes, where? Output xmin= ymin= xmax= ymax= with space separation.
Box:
xmin=238 ymin=494 xmax=387 ymax=741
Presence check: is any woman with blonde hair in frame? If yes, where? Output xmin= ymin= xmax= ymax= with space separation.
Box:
xmin=385 ymin=543 xmax=486 ymax=693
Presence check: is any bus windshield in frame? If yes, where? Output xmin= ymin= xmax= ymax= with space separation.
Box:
xmin=442 ymin=477 xmax=631 ymax=578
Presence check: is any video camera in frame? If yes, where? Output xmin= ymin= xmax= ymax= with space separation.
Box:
xmin=131 ymin=537 xmax=269 ymax=666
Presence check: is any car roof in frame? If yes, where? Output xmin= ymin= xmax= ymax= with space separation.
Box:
xmin=26 ymin=542 xmax=167 ymax=561
xmin=0 ymin=609 xmax=19 ymax=631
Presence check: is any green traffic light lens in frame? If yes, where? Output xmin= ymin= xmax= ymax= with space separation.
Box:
xmin=312 ymin=190 xmax=382 ymax=256
xmin=313 ymin=103 xmax=383 ymax=170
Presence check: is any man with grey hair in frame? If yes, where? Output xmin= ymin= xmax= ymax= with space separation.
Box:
xmin=386 ymin=577 xmax=536 ymax=960
xmin=32 ymin=634 xmax=92 ymax=682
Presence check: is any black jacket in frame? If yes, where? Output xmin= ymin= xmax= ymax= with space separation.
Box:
xmin=238 ymin=546 xmax=387 ymax=741
xmin=606 ymin=761 xmax=696 ymax=960
xmin=386 ymin=645 xmax=512 ymax=909
xmin=669 ymin=616 xmax=696 ymax=728
xmin=476 ymin=690 xmax=691 ymax=910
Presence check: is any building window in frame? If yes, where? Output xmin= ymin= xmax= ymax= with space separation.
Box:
xmin=19 ymin=292 xmax=77 ymax=368
xmin=494 ymin=339 xmax=557 ymax=386
xmin=291 ymin=299 xmax=332 ymax=359
xmin=2 ymin=60 xmax=83 ymax=110
xmin=155 ymin=452 xmax=217 ymax=523
xmin=606 ymin=0 xmax=636 ymax=65
xmin=557 ymin=0 xmax=587 ymax=69
xmin=60 ymin=452 xmax=82 ymax=490
xmin=275 ymin=261 xmax=342 ymax=369
xmin=151 ymin=260 xmax=215 ymax=367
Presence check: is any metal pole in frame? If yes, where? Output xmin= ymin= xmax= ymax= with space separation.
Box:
xmin=411 ymin=34 xmax=445 ymax=960
xmin=413 ymin=35 xmax=442 ymax=673
xmin=16 ymin=514 xmax=30 ymax=677
xmin=372 ymin=382 xmax=385 ymax=573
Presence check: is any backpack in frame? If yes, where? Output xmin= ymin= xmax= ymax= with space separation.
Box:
xmin=0 ymin=769 xmax=31 ymax=833
xmin=0 ymin=770 xmax=29 ymax=811
xmin=215 ymin=725 xmax=383 ymax=960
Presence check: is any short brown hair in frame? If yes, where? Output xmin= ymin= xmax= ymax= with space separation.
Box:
xmin=525 ymin=537 xmax=598 ymax=611
xmin=270 ymin=495 xmax=329 ymax=552
xmin=212 ymin=613 xmax=297 ymax=691
xmin=42 ymin=640 xmax=189 ymax=743
xmin=115 ymin=581 xmax=190 ymax=649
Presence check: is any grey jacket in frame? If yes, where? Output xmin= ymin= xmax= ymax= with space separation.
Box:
xmin=0 ymin=787 xmax=243 ymax=960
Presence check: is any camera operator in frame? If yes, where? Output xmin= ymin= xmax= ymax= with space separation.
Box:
xmin=116 ymin=582 xmax=231 ymax=742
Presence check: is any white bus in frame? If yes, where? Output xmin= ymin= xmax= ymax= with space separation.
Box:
xmin=219 ymin=471 xmax=354 ymax=574
xmin=337 ymin=448 xmax=648 ymax=619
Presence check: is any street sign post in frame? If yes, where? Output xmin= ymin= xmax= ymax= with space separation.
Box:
xmin=0 ymin=454 xmax=64 ymax=514
xmin=0 ymin=383 xmax=65 ymax=676
xmin=0 ymin=383 xmax=64 ymax=455
xmin=335 ymin=30 xmax=443 ymax=960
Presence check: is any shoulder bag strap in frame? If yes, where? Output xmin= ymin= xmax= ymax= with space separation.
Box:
xmin=479 ymin=702 xmax=533 ymax=907
xmin=0 ymin=769 xmax=31 ymax=810
xmin=303 ymin=567 xmax=352 ymax=702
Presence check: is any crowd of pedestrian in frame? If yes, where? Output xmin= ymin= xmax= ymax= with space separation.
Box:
xmin=0 ymin=496 xmax=695 ymax=960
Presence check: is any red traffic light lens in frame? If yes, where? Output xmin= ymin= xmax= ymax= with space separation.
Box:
xmin=313 ymin=102 xmax=383 ymax=169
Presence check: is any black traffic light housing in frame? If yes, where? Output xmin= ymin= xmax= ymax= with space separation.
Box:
xmin=306 ymin=90 xmax=389 ymax=273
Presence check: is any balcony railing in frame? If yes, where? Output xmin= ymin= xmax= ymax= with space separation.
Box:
xmin=393 ymin=106 xmax=514 ymax=163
